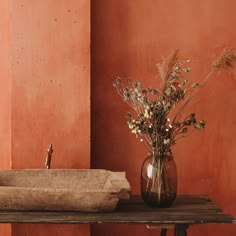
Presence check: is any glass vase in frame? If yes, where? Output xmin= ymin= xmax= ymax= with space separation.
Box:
xmin=141 ymin=154 xmax=177 ymax=208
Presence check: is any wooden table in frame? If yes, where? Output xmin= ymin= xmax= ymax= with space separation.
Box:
xmin=0 ymin=195 xmax=234 ymax=236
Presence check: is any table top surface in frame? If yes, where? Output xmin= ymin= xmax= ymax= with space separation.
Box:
xmin=0 ymin=195 xmax=234 ymax=225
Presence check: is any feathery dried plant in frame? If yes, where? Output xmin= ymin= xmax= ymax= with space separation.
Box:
xmin=212 ymin=48 xmax=236 ymax=70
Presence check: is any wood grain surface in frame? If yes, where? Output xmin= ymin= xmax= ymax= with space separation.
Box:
xmin=0 ymin=195 xmax=233 ymax=225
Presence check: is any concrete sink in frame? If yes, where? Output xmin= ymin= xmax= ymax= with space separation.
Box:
xmin=0 ymin=169 xmax=131 ymax=212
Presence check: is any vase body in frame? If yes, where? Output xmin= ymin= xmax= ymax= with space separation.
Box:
xmin=141 ymin=155 xmax=177 ymax=207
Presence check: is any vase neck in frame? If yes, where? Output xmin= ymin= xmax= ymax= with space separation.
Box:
xmin=152 ymin=149 xmax=161 ymax=161
xmin=151 ymin=148 xmax=173 ymax=162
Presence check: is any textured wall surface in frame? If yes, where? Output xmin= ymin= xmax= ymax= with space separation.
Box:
xmin=0 ymin=1 xmax=11 ymax=170
xmin=11 ymin=0 xmax=90 ymax=235
xmin=1 ymin=0 xmax=236 ymax=235
xmin=91 ymin=0 xmax=236 ymax=235
xmin=0 ymin=0 xmax=11 ymax=235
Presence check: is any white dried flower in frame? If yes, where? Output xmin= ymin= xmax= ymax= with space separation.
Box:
xmin=128 ymin=124 xmax=134 ymax=129
xmin=144 ymin=109 xmax=149 ymax=118
xmin=164 ymin=139 xmax=170 ymax=145
xmin=131 ymin=129 xmax=137 ymax=134
xmin=132 ymin=127 xmax=141 ymax=135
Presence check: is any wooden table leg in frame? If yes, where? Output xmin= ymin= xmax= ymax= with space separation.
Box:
xmin=160 ymin=228 xmax=167 ymax=236
xmin=174 ymin=224 xmax=188 ymax=236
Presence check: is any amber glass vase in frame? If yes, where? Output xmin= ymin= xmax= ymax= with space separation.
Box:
xmin=141 ymin=154 xmax=177 ymax=208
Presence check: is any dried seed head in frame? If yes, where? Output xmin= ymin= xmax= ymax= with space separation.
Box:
xmin=212 ymin=48 xmax=236 ymax=71
xmin=157 ymin=50 xmax=179 ymax=90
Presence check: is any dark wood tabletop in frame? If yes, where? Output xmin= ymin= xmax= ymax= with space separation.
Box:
xmin=0 ymin=195 xmax=233 ymax=225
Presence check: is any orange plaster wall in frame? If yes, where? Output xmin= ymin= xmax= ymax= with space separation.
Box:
xmin=0 ymin=0 xmax=12 ymax=235
xmin=11 ymin=0 xmax=90 ymax=236
xmin=91 ymin=0 xmax=236 ymax=236
xmin=0 ymin=0 xmax=11 ymax=170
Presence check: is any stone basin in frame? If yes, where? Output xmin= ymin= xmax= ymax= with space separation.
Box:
xmin=0 ymin=169 xmax=131 ymax=212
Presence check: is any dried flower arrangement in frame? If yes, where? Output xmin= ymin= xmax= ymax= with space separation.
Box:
xmin=113 ymin=48 xmax=236 ymax=207
xmin=113 ymin=48 xmax=236 ymax=161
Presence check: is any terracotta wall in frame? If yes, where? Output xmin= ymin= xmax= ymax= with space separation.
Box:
xmin=0 ymin=0 xmax=11 ymax=172
xmin=10 ymin=0 xmax=90 ymax=236
xmin=91 ymin=0 xmax=236 ymax=236
xmin=0 ymin=0 xmax=12 ymax=235
xmin=1 ymin=0 xmax=236 ymax=235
